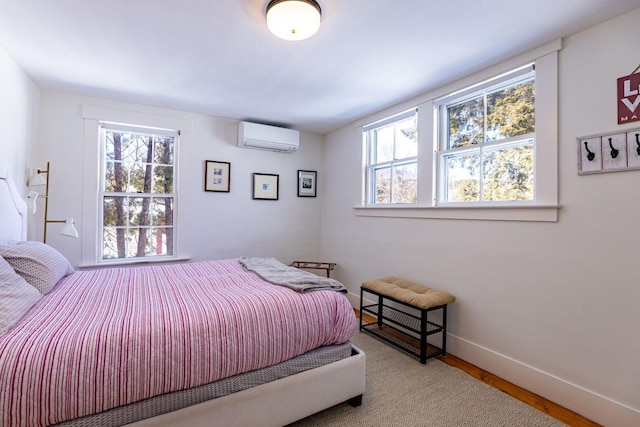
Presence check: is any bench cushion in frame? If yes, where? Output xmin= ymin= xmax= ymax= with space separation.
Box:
xmin=362 ymin=276 xmax=455 ymax=309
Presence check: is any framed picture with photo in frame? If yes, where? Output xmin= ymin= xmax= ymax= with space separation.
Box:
xmin=297 ymin=170 xmax=317 ymax=197
xmin=253 ymin=173 xmax=279 ymax=200
xmin=205 ymin=160 xmax=230 ymax=192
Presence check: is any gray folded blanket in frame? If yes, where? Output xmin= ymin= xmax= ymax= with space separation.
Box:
xmin=238 ymin=257 xmax=347 ymax=293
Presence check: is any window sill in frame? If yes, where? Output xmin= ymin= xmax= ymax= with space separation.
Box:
xmin=79 ymin=255 xmax=191 ymax=269
xmin=353 ymin=205 xmax=560 ymax=222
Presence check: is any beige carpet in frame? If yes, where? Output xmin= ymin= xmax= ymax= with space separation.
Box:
xmin=288 ymin=332 xmax=566 ymax=426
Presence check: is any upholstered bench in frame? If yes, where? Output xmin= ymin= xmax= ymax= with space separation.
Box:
xmin=359 ymin=277 xmax=455 ymax=364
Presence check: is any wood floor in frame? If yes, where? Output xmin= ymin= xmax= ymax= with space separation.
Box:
xmin=356 ymin=310 xmax=601 ymax=427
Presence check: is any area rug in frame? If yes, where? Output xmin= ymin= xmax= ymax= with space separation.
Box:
xmin=288 ymin=332 xmax=565 ymax=426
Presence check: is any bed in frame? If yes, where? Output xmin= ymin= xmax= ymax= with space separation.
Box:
xmin=0 ymin=164 xmax=366 ymax=427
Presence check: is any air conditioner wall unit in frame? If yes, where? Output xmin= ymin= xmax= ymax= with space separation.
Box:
xmin=237 ymin=121 xmax=300 ymax=153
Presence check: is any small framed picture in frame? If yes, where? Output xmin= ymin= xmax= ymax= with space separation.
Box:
xmin=297 ymin=170 xmax=317 ymax=197
xmin=205 ymin=161 xmax=231 ymax=192
xmin=253 ymin=173 xmax=279 ymax=200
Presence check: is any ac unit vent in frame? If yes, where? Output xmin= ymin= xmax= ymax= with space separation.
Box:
xmin=237 ymin=121 xmax=299 ymax=153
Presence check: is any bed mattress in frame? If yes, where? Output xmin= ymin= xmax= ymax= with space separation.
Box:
xmin=0 ymin=259 xmax=357 ymax=426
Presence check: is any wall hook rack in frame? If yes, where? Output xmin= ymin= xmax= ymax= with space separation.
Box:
xmin=577 ymin=125 xmax=640 ymax=174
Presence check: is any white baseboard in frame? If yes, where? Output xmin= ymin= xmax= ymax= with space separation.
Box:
xmin=447 ymin=334 xmax=640 ymax=427
xmin=349 ymin=296 xmax=639 ymax=427
xmin=346 ymin=290 xmax=363 ymax=308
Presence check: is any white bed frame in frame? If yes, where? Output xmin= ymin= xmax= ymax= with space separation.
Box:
xmin=131 ymin=345 xmax=365 ymax=427
xmin=0 ymin=164 xmax=366 ymax=427
xmin=0 ymin=164 xmax=28 ymax=242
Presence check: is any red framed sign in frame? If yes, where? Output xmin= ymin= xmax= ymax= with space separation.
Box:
xmin=618 ymin=73 xmax=640 ymax=125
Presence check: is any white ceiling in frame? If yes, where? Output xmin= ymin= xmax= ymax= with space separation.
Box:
xmin=0 ymin=0 xmax=638 ymax=134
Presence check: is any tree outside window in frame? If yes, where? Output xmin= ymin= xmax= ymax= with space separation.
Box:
xmin=440 ymin=74 xmax=535 ymax=203
xmin=364 ymin=111 xmax=418 ymax=205
xmin=101 ymin=125 xmax=177 ymax=260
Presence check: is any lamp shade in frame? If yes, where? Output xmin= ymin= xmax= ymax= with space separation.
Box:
xmin=25 ymin=191 xmax=39 ymax=214
xmin=60 ymin=218 xmax=79 ymax=239
xmin=28 ymin=172 xmax=47 ymax=187
xmin=266 ymin=0 xmax=321 ymax=41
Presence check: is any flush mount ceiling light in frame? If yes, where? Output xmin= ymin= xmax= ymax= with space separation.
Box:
xmin=266 ymin=0 xmax=322 ymax=41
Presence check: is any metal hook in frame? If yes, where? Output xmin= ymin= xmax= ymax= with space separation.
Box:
xmin=608 ymin=138 xmax=619 ymax=158
xmin=636 ymin=133 xmax=640 ymax=156
xmin=584 ymin=141 xmax=595 ymax=161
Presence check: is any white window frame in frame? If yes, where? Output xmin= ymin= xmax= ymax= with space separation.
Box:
xmin=354 ymin=40 xmax=560 ymax=222
xmin=363 ymin=109 xmax=418 ymax=206
xmin=435 ymin=65 xmax=536 ymax=206
xmin=80 ymin=105 xmax=193 ymax=267
xmin=98 ymin=122 xmax=179 ymax=262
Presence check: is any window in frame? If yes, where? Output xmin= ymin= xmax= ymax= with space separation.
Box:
xmin=99 ymin=123 xmax=178 ymax=261
xmin=363 ymin=110 xmax=418 ymax=205
xmin=356 ymin=44 xmax=559 ymax=221
xmin=435 ymin=65 xmax=535 ymax=204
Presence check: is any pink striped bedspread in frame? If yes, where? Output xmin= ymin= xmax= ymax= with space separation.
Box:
xmin=0 ymin=259 xmax=357 ymax=426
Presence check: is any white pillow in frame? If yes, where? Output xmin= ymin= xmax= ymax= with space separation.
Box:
xmin=0 ymin=241 xmax=74 ymax=294
xmin=0 ymin=256 xmax=43 ymax=336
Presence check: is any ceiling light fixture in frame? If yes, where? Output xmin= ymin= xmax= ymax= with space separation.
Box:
xmin=266 ymin=0 xmax=322 ymax=41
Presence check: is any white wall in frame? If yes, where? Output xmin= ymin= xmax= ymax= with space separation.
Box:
xmin=37 ymin=92 xmax=324 ymax=266
xmin=0 ymin=45 xmax=39 ymax=206
xmin=15 ymin=7 xmax=639 ymax=426
xmin=321 ymin=8 xmax=640 ymax=427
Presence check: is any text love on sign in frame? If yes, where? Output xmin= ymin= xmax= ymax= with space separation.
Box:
xmin=618 ymin=71 xmax=640 ymax=125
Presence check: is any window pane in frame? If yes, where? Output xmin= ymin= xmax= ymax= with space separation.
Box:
xmin=104 ymin=161 xmax=115 ymax=192
xmin=444 ymin=151 xmax=480 ymax=202
xmin=154 ymin=137 xmax=174 ymax=164
xmin=373 ymin=167 xmax=391 ymax=204
xmin=129 ymin=197 xmax=153 ymax=226
xmin=365 ymin=111 xmax=419 ymax=206
xmin=127 ymin=228 xmax=143 ymax=257
xmin=102 ymin=228 xmax=118 ymax=259
xmin=105 ymin=131 xmax=131 ymax=161
xmin=125 ymin=135 xmax=151 ymax=164
xmin=105 ymin=132 xmax=115 ymax=160
xmin=118 ymin=133 xmax=135 ymax=162
xmin=103 ymin=227 xmax=129 ymax=259
xmin=127 ymin=163 xmax=150 ymax=193
xmin=448 ymin=97 xmax=484 ymax=148
xmin=152 ymin=197 xmax=174 ymax=226
xmin=486 ymin=80 xmax=535 ymax=141
xmin=395 ymin=116 xmax=418 ymax=159
xmin=392 ymin=163 xmax=417 ymax=203
xmin=153 ymin=166 xmax=174 ymax=193
xmin=114 ymin=227 xmax=172 ymax=258
xmin=150 ymin=227 xmax=171 ymax=256
xmin=128 ymin=228 xmax=153 ymax=257
xmin=482 ymin=141 xmax=534 ymax=201
xmin=105 ymin=161 xmax=130 ymax=192
xmin=374 ymin=126 xmax=394 ymax=163
xmin=103 ymin=196 xmax=127 ymax=227
xmin=154 ymin=227 xmax=174 ymax=256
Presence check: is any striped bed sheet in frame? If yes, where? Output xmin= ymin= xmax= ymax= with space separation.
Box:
xmin=0 ymin=259 xmax=357 ymax=427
